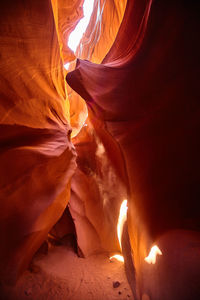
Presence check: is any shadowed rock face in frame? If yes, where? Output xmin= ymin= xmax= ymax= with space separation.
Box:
xmin=67 ymin=0 xmax=200 ymax=299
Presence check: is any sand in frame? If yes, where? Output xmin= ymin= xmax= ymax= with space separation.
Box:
xmin=1 ymin=244 xmax=133 ymax=300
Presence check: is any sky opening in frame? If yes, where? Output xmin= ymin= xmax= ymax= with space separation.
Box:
xmin=64 ymin=0 xmax=95 ymax=70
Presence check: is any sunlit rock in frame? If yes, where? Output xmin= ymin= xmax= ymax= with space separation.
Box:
xmin=69 ymin=122 xmax=128 ymax=256
xmin=0 ymin=0 xmax=76 ymax=283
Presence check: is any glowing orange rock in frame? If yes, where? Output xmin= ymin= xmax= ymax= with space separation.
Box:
xmin=0 ymin=0 xmax=76 ymax=283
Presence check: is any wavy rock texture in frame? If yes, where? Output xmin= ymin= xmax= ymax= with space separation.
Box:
xmin=51 ymin=2 xmax=128 ymax=259
xmin=56 ymin=0 xmax=128 ymax=257
xmin=0 ymin=0 xmax=77 ymax=283
xmin=1 ymin=0 xmax=200 ymax=298
xmin=64 ymin=0 xmax=127 ymax=137
xmin=70 ymin=120 xmax=128 ymax=256
xmin=67 ymin=0 xmax=200 ymax=299
xmin=0 ymin=0 xmax=127 ymax=284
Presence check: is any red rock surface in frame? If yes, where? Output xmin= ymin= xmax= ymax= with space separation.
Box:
xmin=0 ymin=0 xmax=126 ymax=284
xmin=0 ymin=0 xmax=200 ymax=299
xmin=0 ymin=0 xmax=76 ymax=283
xmin=70 ymin=121 xmax=128 ymax=256
xmin=65 ymin=0 xmax=127 ymax=138
xmin=67 ymin=0 xmax=200 ymax=298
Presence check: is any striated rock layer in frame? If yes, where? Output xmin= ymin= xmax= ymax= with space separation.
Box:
xmin=0 ymin=0 xmax=200 ymax=298
xmin=70 ymin=120 xmax=128 ymax=257
xmin=0 ymin=0 xmax=76 ymax=283
xmin=0 ymin=0 xmax=127 ymax=284
xmin=65 ymin=0 xmax=127 ymax=138
xmin=67 ymin=0 xmax=200 ymax=299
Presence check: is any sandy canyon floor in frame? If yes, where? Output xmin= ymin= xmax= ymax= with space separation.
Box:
xmin=0 ymin=243 xmax=133 ymax=300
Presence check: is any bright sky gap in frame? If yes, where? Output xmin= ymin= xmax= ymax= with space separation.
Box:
xmin=64 ymin=0 xmax=95 ymax=70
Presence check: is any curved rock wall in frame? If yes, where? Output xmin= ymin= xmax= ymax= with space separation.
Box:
xmin=1 ymin=0 xmax=199 ymax=298
xmin=67 ymin=0 xmax=200 ymax=299
xmin=0 ymin=0 xmax=76 ymax=283
xmin=0 ymin=0 xmax=127 ymax=283
xmin=57 ymin=0 xmax=128 ymax=256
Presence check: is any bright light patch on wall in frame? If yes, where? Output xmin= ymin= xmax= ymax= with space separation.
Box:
xmin=109 ymin=200 xmax=128 ymax=263
xmin=109 ymin=254 xmax=124 ymax=263
xmin=144 ymin=245 xmax=162 ymax=264
xmin=117 ymin=199 xmax=128 ymax=250
xmin=64 ymin=62 xmax=70 ymax=70
xmin=68 ymin=0 xmax=95 ymax=53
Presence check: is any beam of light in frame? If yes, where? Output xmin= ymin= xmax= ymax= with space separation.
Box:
xmin=144 ymin=245 xmax=162 ymax=264
xmin=117 ymin=199 xmax=128 ymax=250
xmin=109 ymin=199 xmax=128 ymax=263
xmin=68 ymin=0 xmax=95 ymax=53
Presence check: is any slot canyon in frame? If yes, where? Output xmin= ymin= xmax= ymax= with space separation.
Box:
xmin=0 ymin=0 xmax=200 ymax=299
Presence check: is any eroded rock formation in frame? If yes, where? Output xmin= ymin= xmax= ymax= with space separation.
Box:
xmin=0 ymin=0 xmax=126 ymax=284
xmin=67 ymin=0 xmax=200 ymax=299
xmin=0 ymin=0 xmax=200 ymax=299
xmin=0 ymin=0 xmax=77 ymax=283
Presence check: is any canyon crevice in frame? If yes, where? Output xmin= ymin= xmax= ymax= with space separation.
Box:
xmin=0 ymin=1 xmax=200 ymax=299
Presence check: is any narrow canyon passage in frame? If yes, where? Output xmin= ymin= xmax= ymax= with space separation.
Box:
xmin=0 ymin=0 xmax=200 ymax=300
